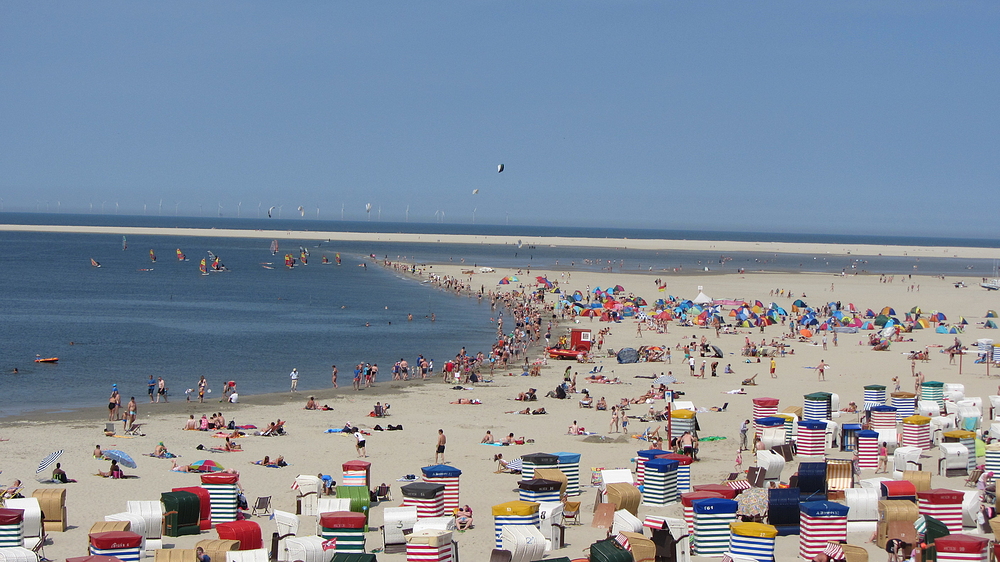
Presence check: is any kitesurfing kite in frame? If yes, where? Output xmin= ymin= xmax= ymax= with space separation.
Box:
xmin=472 ymin=189 xmax=479 ymax=195
xmin=268 ymin=206 xmax=276 ymax=218
xmin=497 ymin=164 xmax=504 ymax=173
xmin=298 ymin=206 xmax=305 ymax=217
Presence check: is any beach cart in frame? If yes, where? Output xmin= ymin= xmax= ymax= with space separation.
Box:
xmin=518 ymin=479 xmax=561 ymax=504
xmin=161 ymin=491 xmax=201 ymax=537
xmin=798 ymin=501 xmax=848 ymax=560
xmin=797 ymin=419 xmax=828 ymax=460
xmin=201 ymin=473 xmax=240 ymax=524
xmin=215 ymin=521 xmax=262 ymax=551
xmin=634 ymin=449 xmax=668 ymax=485
xmin=0 ymin=509 xmax=24 ymax=548
xmin=490 ymin=501 xmax=539 ymax=549
xmin=319 ymin=512 xmax=366 ymax=553
xmin=641 ymin=458 xmax=678 ymax=506
xmin=918 ymin=489 xmax=964 ymax=534
xmin=402 ymin=483 xmax=445 ymax=519
xmin=691 ymin=498 xmax=737 ymax=556
xmin=172 ymin=486 xmax=211 ymax=530
xmin=406 ymin=529 xmax=453 ymax=562
xmin=520 ymin=453 xmax=558 ymax=480
xmin=420 ymin=465 xmax=461 ymax=512
xmin=728 ymin=522 xmax=777 ymax=562
xmin=89 ymin=531 xmax=143 ymax=562
xmin=553 ymin=452 xmax=581 ymax=497
xmin=31 ymin=488 xmax=66 ymax=533
xmin=342 ymin=461 xmax=370 ymax=489
xmin=935 ymin=534 xmax=988 ymax=562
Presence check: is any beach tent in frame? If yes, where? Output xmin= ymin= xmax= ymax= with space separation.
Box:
xmin=931 ymin=312 xmax=946 ymax=322
xmin=874 ymin=315 xmax=891 ymax=327
xmin=936 ymin=326 xmax=950 ymax=334
xmin=617 ymin=348 xmax=639 ymax=364
xmin=794 ymin=299 xmax=807 ymax=307
xmin=861 ymin=321 xmax=875 ymax=330
xmin=987 ymin=311 xmax=998 ymax=318
xmin=959 ymin=317 xmax=968 ymax=325
xmin=881 ymin=307 xmax=897 ymax=316
xmin=693 ymin=291 xmax=712 ymax=305
xmin=986 ymin=320 xmax=998 ymax=329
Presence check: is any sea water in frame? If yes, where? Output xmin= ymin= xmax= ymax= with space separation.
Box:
xmin=1 ymin=213 xmax=996 ymax=416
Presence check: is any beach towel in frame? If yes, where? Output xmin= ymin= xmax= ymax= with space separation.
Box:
xmin=236 ymin=425 xmax=258 ymax=430
xmin=144 ymin=452 xmax=179 ymax=459
xmin=324 ymin=428 xmax=344 ymax=433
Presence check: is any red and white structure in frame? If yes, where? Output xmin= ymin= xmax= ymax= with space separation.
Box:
xmin=635 ymin=449 xmax=668 ymax=485
xmin=869 ymin=406 xmax=898 ymax=431
xmin=935 ymin=534 xmax=989 ymax=562
xmin=342 ymin=460 xmax=371 ymax=488
xmin=857 ymin=430 xmax=879 ymax=470
xmin=918 ymin=489 xmax=964 ymax=534
xmin=752 ymin=398 xmax=779 ymax=436
xmin=796 ymin=420 xmax=828 ymax=460
xmin=401 ymin=483 xmax=445 ymax=519
xmin=680 ymin=491 xmax=723 ymax=536
xmin=89 ymin=531 xmax=144 ymax=562
xmin=902 ymin=415 xmax=932 ymax=450
xmin=406 ymin=529 xmax=454 ymax=562
xmin=421 ymin=465 xmax=461 ymax=513
xmin=799 ymin=502 xmax=848 ymax=560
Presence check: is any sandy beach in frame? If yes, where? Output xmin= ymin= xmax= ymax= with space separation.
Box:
xmin=3 ymin=232 xmax=1000 ymax=561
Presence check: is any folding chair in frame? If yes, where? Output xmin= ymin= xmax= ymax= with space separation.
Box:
xmin=32 ymin=530 xmax=50 ymax=562
xmin=966 ymin=468 xmax=984 ymax=488
xmin=562 ymin=501 xmax=582 ymax=525
xmin=720 ymin=402 xmax=729 ymax=411
xmin=125 ymin=423 xmax=145 ymax=436
xmin=374 ymin=483 xmax=392 ymax=502
xmin=251 ymin=496 xmax=272 ymax=517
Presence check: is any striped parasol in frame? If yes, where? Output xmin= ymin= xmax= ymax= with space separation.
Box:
xmin=36 ymin=450 xmax=63 ymax=474
xmin=506 ymin=458 xmax=523 ymax=473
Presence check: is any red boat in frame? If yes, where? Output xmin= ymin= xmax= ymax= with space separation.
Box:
xmin=34 ymin=356 xmax=58 ymax=363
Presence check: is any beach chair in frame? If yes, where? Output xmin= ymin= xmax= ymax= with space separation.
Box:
xmin=124 ymin=422 xmax=145 ymax=436
xmin=562 ymin=501 xmax=582 ymax=525
xmin=31 ymin=531 xmax=49 ymax=562
xmin=374 ymin=483 xmax=392 ymax=502
xmin=965 ymin=468 xmax=984 ymax=488
xmin=104 ymin=422 xmax=116 ymax=435
xmin=251 ymin=496 xmax=271 ymax=517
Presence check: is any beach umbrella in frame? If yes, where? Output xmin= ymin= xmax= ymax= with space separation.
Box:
xmin=104 ymin=450 xmax=137 ymax=469
xmin=910 ymin=306 xmax=922 ymax=314
xmin=800 ymin=329 xmax=813 ymax=338
xmin=506 ymin=458 xmax=523 ymax=472
xmin=793 ymin=299 xmax=807 ymax=307
xmin=36 ymin=449 xmax=63 ymax=474
xmin=189 ymin=459 xmax=224 ymax=472
xmin=736 ymin=487 xmax=768 ymax=517
xmin=654 ymin=374 xmax=678 ymax=385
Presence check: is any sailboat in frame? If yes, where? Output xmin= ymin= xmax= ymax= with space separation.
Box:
xmin=335 ymin=253 xmax=342 ymax=265
xmin=284 ymin=254 xmax=295 ymax=268
xmin=122 ymin=236 xmax=127 ymax=251
xmin=322 ymin=255 xmax=330 ymax=264
xmin=149 ymin=249 xmax=157 ymax=263
xmin=199 ymin=258 xmax=208 ymax=275
xmin=176 ymin=249 xmax=188 ymax=261
xmin=270 ymin=240 xmax=278 ymax=255
xmin=300 ymin=251 xmax=308 ymax=266
xmin=91 ymin=258 xmax=101 ymax=268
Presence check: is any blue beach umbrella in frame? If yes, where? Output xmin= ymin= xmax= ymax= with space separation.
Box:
xmin=104 ymin=450 xmax=137 ymax=469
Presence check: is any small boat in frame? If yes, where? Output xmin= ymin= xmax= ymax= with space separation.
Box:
xmin=34 ymin=356 xmax=58 ymax=363
xmin=177 ymin=248 xmax=187 ymax=261
xmin=270 ymin=240 xmax=278 ymax=255
xmin=122 ymin=236 xmax=127 ymax=251
xmin=91 ymin=258 xmax=101 ymax=268
xmin=199 ymin=258 xmax=209 ymax=276
xmin=546 ymin=347 xmax=586 ymax=360
xmin=149 ymin=249 xmax=156 ymax=263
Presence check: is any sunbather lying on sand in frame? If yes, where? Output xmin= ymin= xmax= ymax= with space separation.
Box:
xmin=450 ymin=398 xmax=482 ymax=404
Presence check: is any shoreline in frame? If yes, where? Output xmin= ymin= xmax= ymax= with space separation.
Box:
xmin=3 ymin=222 xmax=1000 ymax=259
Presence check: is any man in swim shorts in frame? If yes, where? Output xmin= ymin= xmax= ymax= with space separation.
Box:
xmin=435 ymin=429 xmax=446 ymax=463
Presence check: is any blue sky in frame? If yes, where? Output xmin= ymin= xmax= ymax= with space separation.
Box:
xmin=1 ymin=2 xmax=997 ymax=235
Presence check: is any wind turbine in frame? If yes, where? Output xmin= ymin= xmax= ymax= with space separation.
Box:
xmin=175 ymin=202 xmax=180 ymax=216
xmin=237 ymin=201 xmax=242 ymax=218
xmin=199 ymin=204 xmax=203 ymax=216
xmin=56 ymin=201 xmax=60 ymax=212
xmin=143 ymin=202 xmax=147 ymax=215
xmin=115 ymin=202 xmax=119 ymax=215
xmin=1 ymin=198 xmax=4 ymax=212
xmin=366 ymin=203 xmax=372 ymax=221
xmin=506 ymin=212 xmax=509 ymax=225
xmin=218 ymin=202 xmax=223 ymax=217
xmin=472 ymin=207 xmax=477 ymax=224
xmin=89 ymin=201 xmax=92 ymax=213
xmin=341 ymin=203 xmax=344 ymax=220
xmin=378 ymin=206 xmax=381 ymax=221
xmin=257 ymin=202 xmax=262 ymax=218
xmin=277 ymin=205 xmax=282 ymax=218
xmin=159 ymin=199 xmax=163 ymax=215
xmin=405 ymin=205 xmax=409 ymax=222
xmin=316 ymin=206 xmax=320 ymax=219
